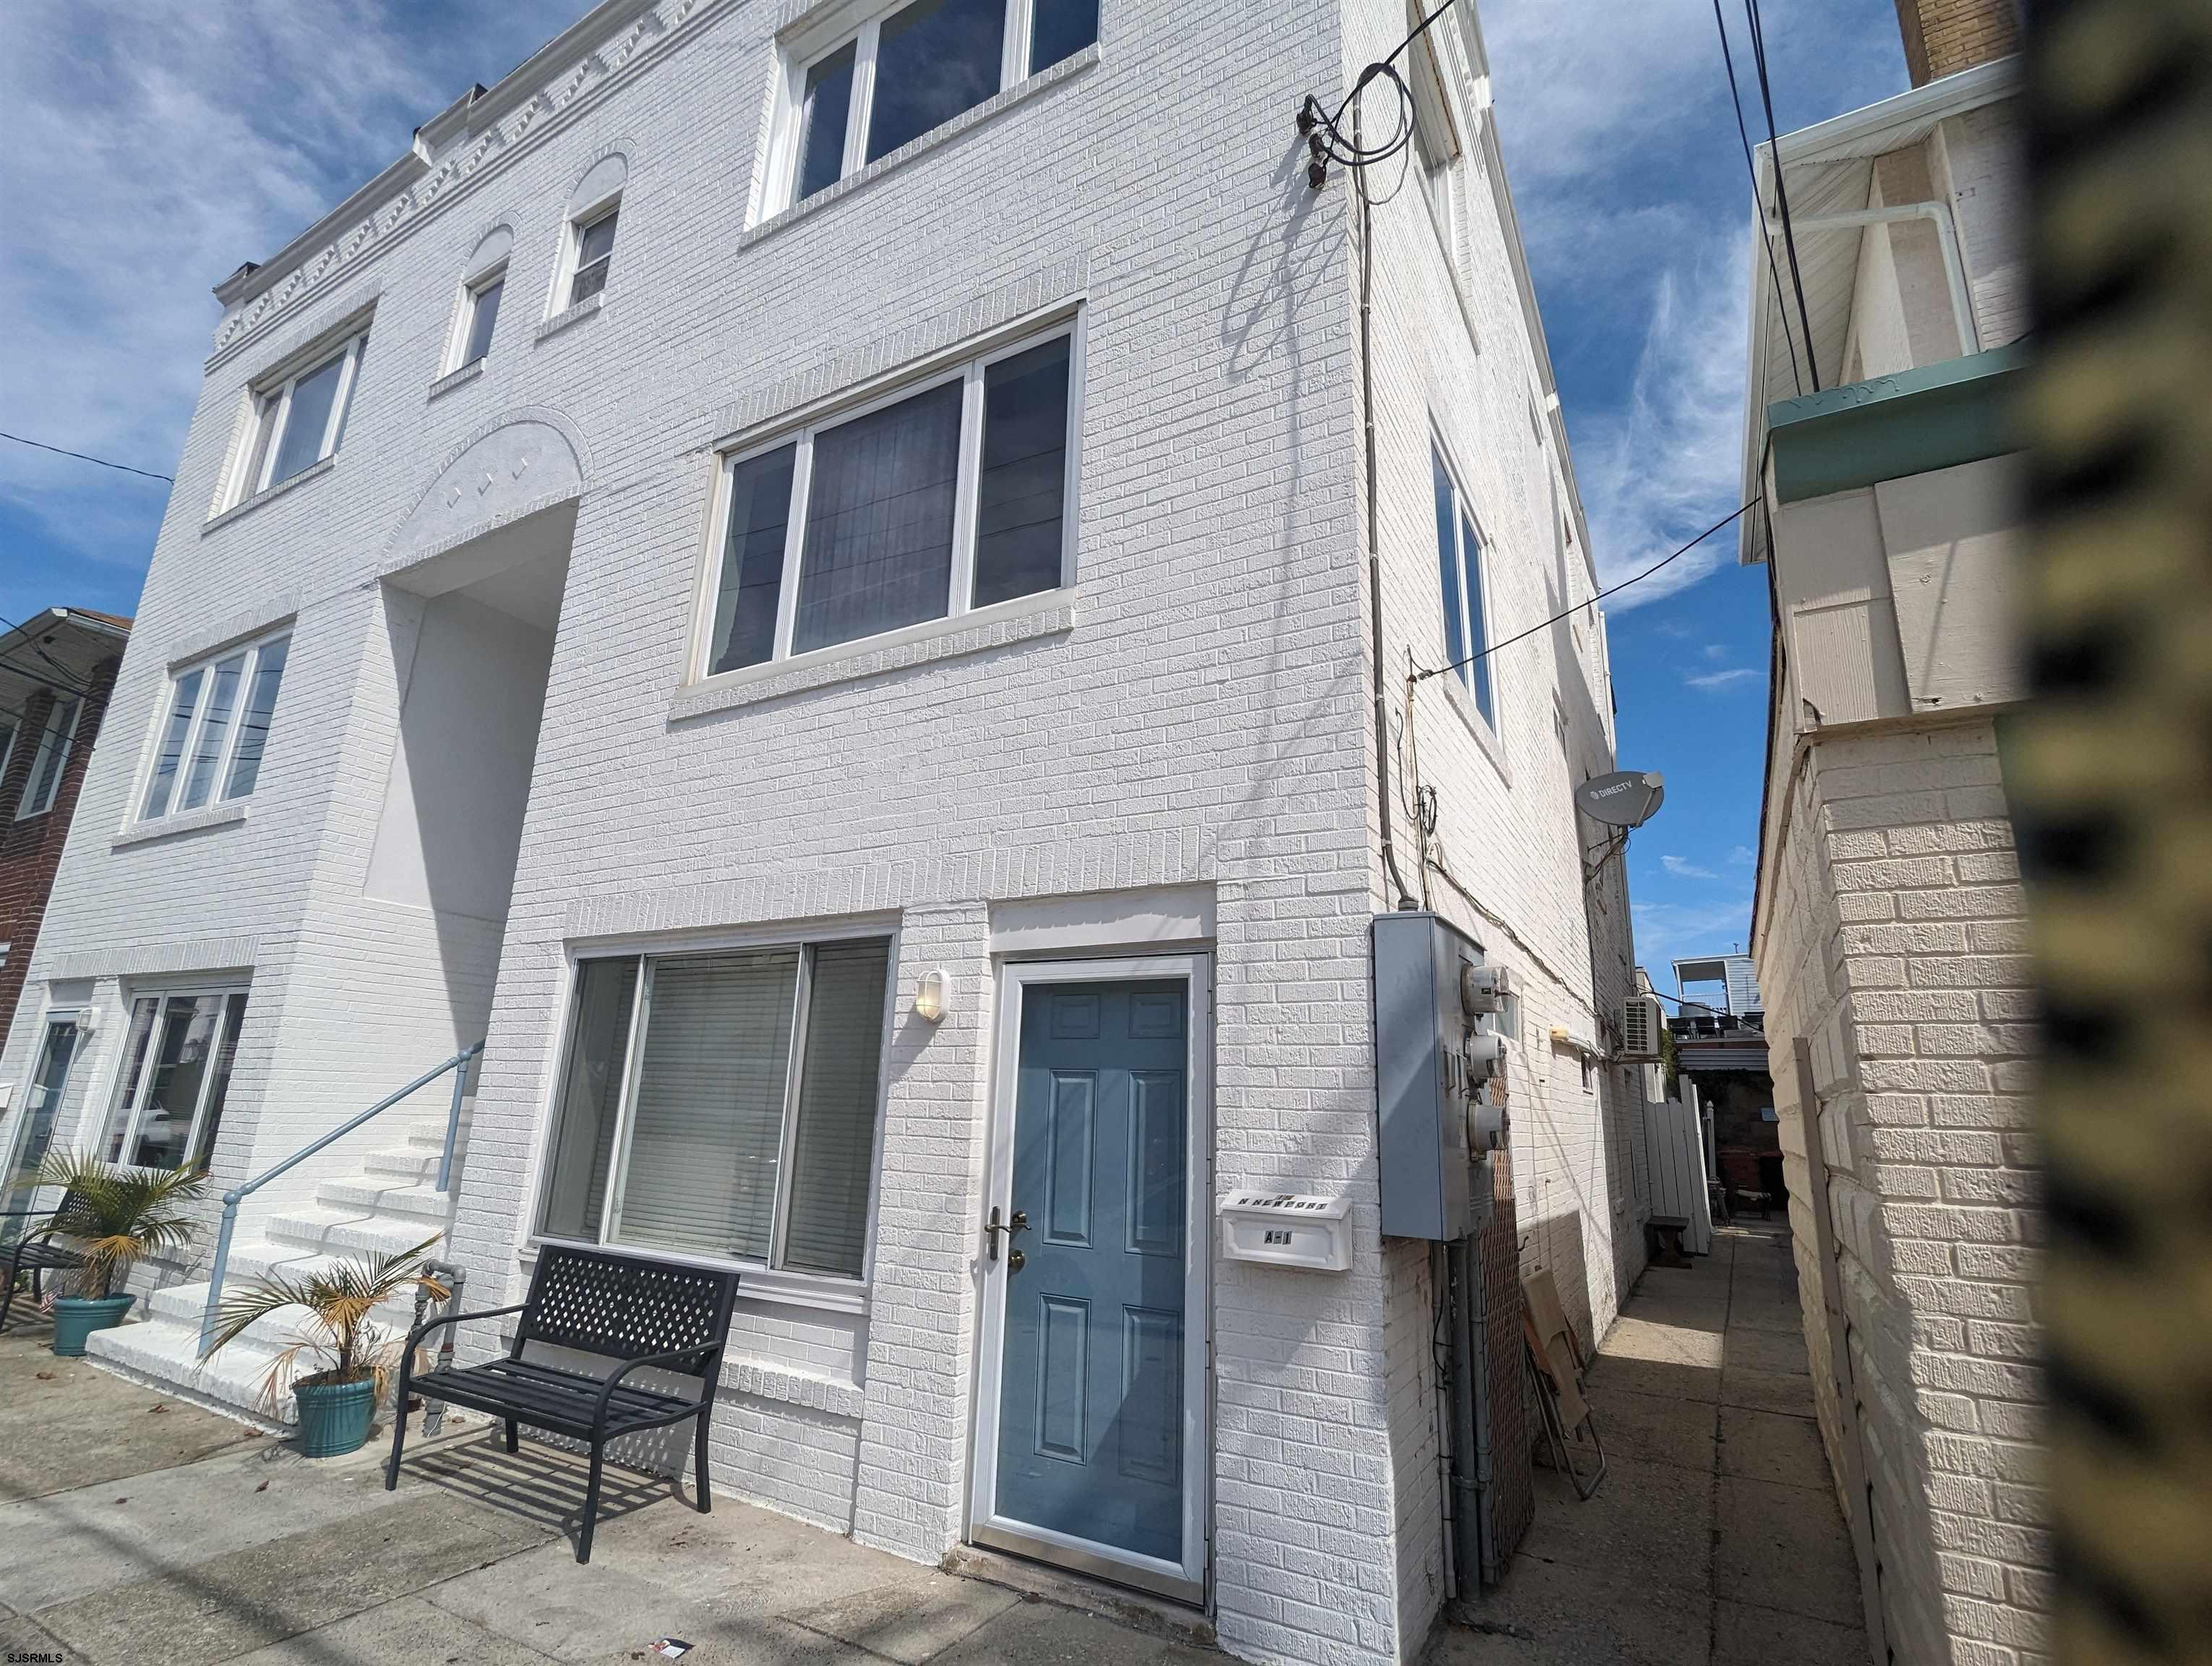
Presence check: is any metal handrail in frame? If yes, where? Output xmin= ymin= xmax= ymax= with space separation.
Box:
xmin=197 ymin=1041 xmax=483 ymax=1357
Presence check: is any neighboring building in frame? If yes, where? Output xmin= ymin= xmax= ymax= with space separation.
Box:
xmin=1666 ymin=952 xmax=1778 ymax=1216
xmin=0 ymin=2 xmax=1643 ymax=1661
xmin=0 ymin=608 xmax=130 ymax=1221
xmin=1672 ymin=949 xmax=1761 ymax=1021
xmin=1742 ymin=2 xmax=2040 ymax=1659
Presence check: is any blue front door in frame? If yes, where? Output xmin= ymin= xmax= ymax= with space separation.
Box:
xmin=994 ymin=978 xmax=1189 ymax=1566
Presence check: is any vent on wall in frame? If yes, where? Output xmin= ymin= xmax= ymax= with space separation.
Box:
xmin=1619 ymin=995 xmax=1663 ymax=1061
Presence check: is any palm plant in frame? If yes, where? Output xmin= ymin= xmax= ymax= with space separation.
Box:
xmin=208 ymin=1232 xmax=450 ymax=1401
xmin=35 ymin=1152 xmax=207 ymax=1299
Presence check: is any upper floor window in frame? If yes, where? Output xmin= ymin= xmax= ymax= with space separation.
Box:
xmin=1433 ymin=446 xmax=1495 ymax=728
xmin=139 ymin=631 xmax=291 ymax=822
xmin=559 ymin=155 xmax=627 ymax=310
xmin=14 ymin=694 xmax=81 ymax=819
xmin=776 ymin=0 xmax=1099 ymax=211
xmin=447 ymin=226 xmax=513 ymax=372
xmin=537 ymin=939 xmax=892 ymax=1280
xmin=1405 ymin=4 xmax=1461 ymax=250
xmin=225 ymin=331 xmax=368 ymax=508
xmin=697 ymin=322 xmax=1076 ymax=677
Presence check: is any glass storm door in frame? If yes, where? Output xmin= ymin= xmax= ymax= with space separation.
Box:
xmin=988 ymin=977 xmax=1191 ymax=1579
xmin=1 ymin=1020 xmax=78 ymax=1242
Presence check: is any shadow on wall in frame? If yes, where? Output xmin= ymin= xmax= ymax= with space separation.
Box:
xmin=1521 ymin=1205 xmax=1593 ymax=1357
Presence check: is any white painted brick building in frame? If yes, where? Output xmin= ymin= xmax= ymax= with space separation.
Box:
xmin=1741 ymin=19 xmax=2043 ymax=1662
xmin=0 ymin=2 xmax=1641 ymax=1659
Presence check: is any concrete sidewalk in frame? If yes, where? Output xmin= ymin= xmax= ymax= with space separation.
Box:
xmin=0 ymin=1312 xmax=1217 ymax=1666
xmin=1430 ymin=1222 xmax=1868 ymax=1666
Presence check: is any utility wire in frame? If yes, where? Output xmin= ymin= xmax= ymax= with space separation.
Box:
xmin=1302 ymin=0 xmax=1460 ymax=174
xmin=1412 ymin=500 xmax=1754 ymax=684
xmin=0 ymin=429 xmax=173 ymax=484
xmin=1711 ymin=0 xmax=1805 ymax=398
xmin=1742 ymin=0 xmax=1819 ymax=392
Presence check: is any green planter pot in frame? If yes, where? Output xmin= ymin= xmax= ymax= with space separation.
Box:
xmin=293 ymin=1375 xmax=377 ymax=1458
xmin=51 ymin=1294 xmax=135 ymax=1357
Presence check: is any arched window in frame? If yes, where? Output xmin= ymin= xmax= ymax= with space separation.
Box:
xmin=447 ymin=226 xmax=513 ymax=372
xmin=559 ymin=155 xmax=627 ymax=309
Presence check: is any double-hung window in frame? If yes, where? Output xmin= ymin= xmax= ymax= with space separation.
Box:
xmin=536 ymin=938 xmax=893 ymax=1281
xmin=457 ymin=270 xmax=505 ymax=368
xmin=140 ymin=631 xmax=291 ymax=821
xmin=698 ymin=323 xmax=1075 ymax=675
xmin=227 ymin=331 xmax=368 ymax=506
xmin=1405 ymin=2 xmax=1461 ymax=249
xmin=99 ymin=988 xmax=250 ymax=1172
xmin=15 ymin=695 xmax=81 ymax=819
xmin=1433 ymin=447 xmax=1495 ymax=727
xmin=778 ymin=0 xmax=1099 ymax=210
xmin=566 ymin=204 xmax=619 ymax=307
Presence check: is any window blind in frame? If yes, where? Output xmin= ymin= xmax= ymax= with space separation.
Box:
xmin=781 ymin=940 xmax=891 ymax=1276
xmin=613 ymin=951 xmax=799 ymax=1260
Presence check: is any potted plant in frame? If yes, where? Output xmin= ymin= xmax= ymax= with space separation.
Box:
xmin=208 ymin=1232 xmax=450 ymax=1458
xmin=34 ymin=1154 xmax=207 ymax=1357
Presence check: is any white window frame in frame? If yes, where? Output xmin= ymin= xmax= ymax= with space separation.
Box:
xmin=95 ymin=983 xmax=251 ymax=1175
xmin=1433 ymin=439 xmax=1497 ymax=731
xmin=14 ymin=693 xmax=82 ymax=819
xmin=1405 ymin=7 xmax=1462 ymax=257
xmin=528 ymin=922 xmax=900 ymax=1299
xmin=688 ymin=315 xmax=1081 ymax=683
xmin=556 ymin=196 xmax=621 ymax=312
xmin=767 ymin=0 xmax=1086 ymax=215
xmin=220 ymin=332 xmax=368 ymax=510
xmin=134 ymin=628 xmax=291 ymax=823
xmin=447 ymin=262 xmax=508 ymax=372
xmin=0 ymin=719 xmax=18 ymax=795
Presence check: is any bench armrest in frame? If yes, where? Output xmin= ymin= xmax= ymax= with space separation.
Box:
xmin=593 ymin=1341 xmax=726 ymax=1427
xmin=403 ymin=1302 xmax=528 ymax=1354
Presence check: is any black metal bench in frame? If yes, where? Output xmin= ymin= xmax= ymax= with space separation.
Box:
xmin=0 ymin=1188 xmax=91 ymax=1334
xmin=387 ymin=1244 xmax=740 ymax=1562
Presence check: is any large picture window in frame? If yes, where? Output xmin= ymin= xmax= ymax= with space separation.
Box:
xmin=99 ymin=988 xmax=250 ymax=1172
xmin=1433 ymin=446 xmax=1495 ymax=728
xmin=536 ymin=938 xmax=892 ymax=1281
xmin=698 ymin=326 xmax=1074 ymax=677
xmin=776 ymin=0 xmax=1099 ymax=211
xmin=140 ymin=631 xmax=291 ymax=821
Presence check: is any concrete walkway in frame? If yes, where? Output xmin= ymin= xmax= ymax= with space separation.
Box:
xmin=1430 ymin=1222 xmax=1869 ymax=1666
xmin=0 ymin=1311 xmax=1215 ymax=1666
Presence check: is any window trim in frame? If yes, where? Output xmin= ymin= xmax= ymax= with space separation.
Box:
xmin=134 ymin=628 xmax=292 ymax=824
xmin=768 ymin=0 xmax=1082 ymax=215
xmin=528 ymin=920 xmax=900 ymax=1291
xmin=1431 ymin=437 xmax=1498 ymax=734
xmin=0 ymin=717 xmax=20 ymax=803
xmin=95 ymin=983 xmax=251 ymax=1176
xmin=14 ymin=693 xmax=82 ymax=820
xmin=558 ymin=197 xmax=621 ymax=312
xmin=447 ymin=262 xmax=508 ymax=373
xmin=685 ymin=313 xmax=1081 ymax=687
xmin=222 ymin=332 xmax=368 ymax=510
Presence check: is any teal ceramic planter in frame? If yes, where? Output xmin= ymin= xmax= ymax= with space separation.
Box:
xmin=51 ymin=1294 xmax=135 ymax=1357
xmin=293 ymin=1375 xmax=377 ymax=1458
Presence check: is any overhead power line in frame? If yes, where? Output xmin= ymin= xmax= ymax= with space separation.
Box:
xmin=1741 ymin=0 xmax=1819 ymax=392
xmin=0 ymin=429 xmax=174 ymax=484
xmin=1711 ymin=0 xmax=1806 ymax=397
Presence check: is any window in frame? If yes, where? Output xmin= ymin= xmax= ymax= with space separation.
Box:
xmin=460 ymin=273 xmax=505 ymax=367
xmin=0 ymin=718 xmax=17 ymax=795
xmin=1405 ymin=2 xmax=1460 ymax=246
xmin=99 ymin=989 xmax=250 ymax=1171
xmin=1 ymin=1018 xmax=77 ymax=1239
xmin=698 ymin=325 xmax=1074 ymax=675
xmin=779 ymin=0 xmax=1099 ymax=209
xmin=448 ymin=226 xmax=513 ymax=372
xmin=140 ymin=632 xmax=291 ymax=821
xmin=15 ymin=694 xmax=81 ymax=819
xmin=1433 ymin=447 xmax=1494 ymax=727
xmin=226 ymin=332 xmax=368 ymax=505
xmin=537 ymin=939 xmax=893 ymax=1280
xmin=567 ymin=205 xmax=618 ymax=307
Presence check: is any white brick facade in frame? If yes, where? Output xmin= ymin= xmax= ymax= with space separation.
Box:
xmin=0 ymin=3 xmax=1640 ymax=1661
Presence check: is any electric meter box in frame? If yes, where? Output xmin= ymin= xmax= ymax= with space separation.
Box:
xmin=1217 ymin=1191 xmax=1353 ymax=1271
xmin=1373 ymin=910 xmax=1504 ymax=1240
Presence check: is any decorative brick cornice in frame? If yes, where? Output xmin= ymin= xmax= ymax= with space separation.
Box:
xmin=207 ymin=0 xmax=726 ymax=372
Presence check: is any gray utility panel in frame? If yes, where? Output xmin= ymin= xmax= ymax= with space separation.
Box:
xmin=1372 ymin=910 xmax=1508 ymax=1240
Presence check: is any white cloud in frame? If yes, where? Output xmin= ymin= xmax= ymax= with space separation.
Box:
xmin=1631 ymin=893 xmax=1755 ymax=976
xmin=1703 ymin=643 xmax=1730 ymax=660
xmin=1684 ymin=667 xmax=1761 ymax=691
xmin=1728 ymin=845 xmax=1756 ymax=866
xmin=1660 ymin=855 xmax=1720 ymax=881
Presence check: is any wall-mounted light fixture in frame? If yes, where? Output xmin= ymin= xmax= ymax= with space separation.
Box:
xmin=914 ymin=968 xmax=952 ymax=1023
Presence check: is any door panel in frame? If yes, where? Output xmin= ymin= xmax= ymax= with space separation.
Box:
xmin=994 ymin=978 xmax=1188 ymax=1566
xmin=1 ymin=1021 xmax=78 ymax=1241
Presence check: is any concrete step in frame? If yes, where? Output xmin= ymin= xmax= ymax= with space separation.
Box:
xmin=364 ymin=1145 xmax=450 ymax=1182
xmin=312 ymin=1177 xmax=455 ymax=1223
xmin=87 ymin=1313 xmax=300 ymax=1429
xmin=265 ymin=1207 xmax=447 ymax=1260
xmin=148 ymin=1272 xmax=422 ymax=1336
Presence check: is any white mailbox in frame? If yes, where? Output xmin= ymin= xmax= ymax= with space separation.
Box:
xmin=1216 ymin=1191 xmax=1353 ymax=1272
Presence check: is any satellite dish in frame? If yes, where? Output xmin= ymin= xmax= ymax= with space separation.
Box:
xmin=1575 ymin=770 xmax=1665 ymax=829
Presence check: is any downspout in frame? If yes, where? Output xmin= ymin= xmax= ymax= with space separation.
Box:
xmin=1357 ymin=101 xmax=1419 ymax=913
xmin=1767 ymin=201 xmax=1983 ymax=356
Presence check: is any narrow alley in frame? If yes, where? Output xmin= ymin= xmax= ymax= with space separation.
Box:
xmin=1431 ymin=1223 xmax=1866 ymax=1665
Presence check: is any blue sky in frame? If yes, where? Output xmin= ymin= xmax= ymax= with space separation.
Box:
xmin=0 ymin=0 xmax=1905 ymax=981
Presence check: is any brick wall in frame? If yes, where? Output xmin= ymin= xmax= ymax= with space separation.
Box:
xmin=1892 ymin=0 xmax=2021 ymax=86
xmin=1757 ymin=717 xmax=2046 ymax=1663
xmin=0 ymin=657 xmax=121 ymax=1038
